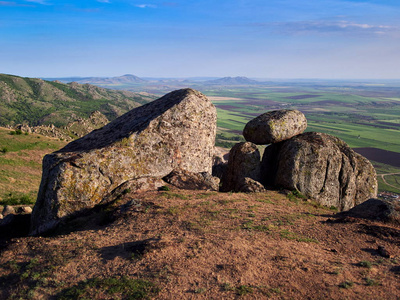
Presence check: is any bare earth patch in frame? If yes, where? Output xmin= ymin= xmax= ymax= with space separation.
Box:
xmin=1 ymin=189 xmax=399 ymax=299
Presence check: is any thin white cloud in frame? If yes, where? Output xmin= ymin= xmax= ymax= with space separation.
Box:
xmin=0 ymin=1 xmax=32 ymax=6
xmin=97 ymin=0 xmax=111 ymax=3
xmin=0 ymin=1 xmax=16 ymax=5
xmin=256 ymin=20 xmax=398 ymax=37
xmin=135 ymin=4 xmax=157 ymax=8
xmin=24 ymin=0 xmax=48 ymax=4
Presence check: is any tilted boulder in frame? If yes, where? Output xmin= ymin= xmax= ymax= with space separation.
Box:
xmin=163 ymin=169 xmax=220 ymax=191
xmin=31 ymin=88 xmax=216 ymax=235
xmin=342 ymin=198 xmax=400 ymax=225
xmin=261 ymin=132 xmax=377 ymax=211
xmin=221 ymin=142 xmax=262 ymax=192
xmin=243 ymin=109 xmax=307 ymax=145
xmin=238 ymin=177 xmax=266 ymax=193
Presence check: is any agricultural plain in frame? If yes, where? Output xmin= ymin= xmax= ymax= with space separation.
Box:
xmin=200 ymin=83 xmax=400 ymax=193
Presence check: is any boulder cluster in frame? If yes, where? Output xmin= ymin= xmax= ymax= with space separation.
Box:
xmin=220 ymin=109 xmax=378 ymax=211
xmin=29 ymin=89 xmax=378 ymax=235
xmin=12 ymin=111 xmax=110 ymax=141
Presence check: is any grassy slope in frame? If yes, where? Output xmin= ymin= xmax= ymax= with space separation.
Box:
xmin=0 ymin=127 xmax=67 ymax=205
xmin=0 ymin=74 xmax=156 ymax=127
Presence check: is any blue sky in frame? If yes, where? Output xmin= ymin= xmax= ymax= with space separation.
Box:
xmin=1 ymin=0 xmax=400 ymax=78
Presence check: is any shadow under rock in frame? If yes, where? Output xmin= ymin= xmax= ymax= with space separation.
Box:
xmin=0 ymin=214 xmax=31 ymax=253
xmin=357 ymin=224 xmax=400 ymax=244
xmin=100 ymin=238 xmax=162 ymax=262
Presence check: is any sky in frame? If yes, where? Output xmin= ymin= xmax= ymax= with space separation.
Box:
xmin=1 ymin=0 xmax=400 ymax=79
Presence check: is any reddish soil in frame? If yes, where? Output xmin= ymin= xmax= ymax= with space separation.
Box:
xmin=1 ymin=189 xmax=399 ymax=299
xmin=354 ymin=148 xmax=400 ymax=168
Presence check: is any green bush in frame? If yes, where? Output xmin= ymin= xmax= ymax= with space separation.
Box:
xmin=0 ymin=192 xmax=35 ymax=205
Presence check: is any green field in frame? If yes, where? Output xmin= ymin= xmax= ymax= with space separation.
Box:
xmin=0 ymin=128 xmax=67 ymax=205
xmin=1 ymin=81 xmax=399 ymax=202
xmin=202 ymin=84 xmax=400 ymax=193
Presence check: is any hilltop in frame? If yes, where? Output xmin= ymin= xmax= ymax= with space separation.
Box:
xmin=0 ymin=87 xmax=399 ymax=299
xmin=0 ymin=73 xmax=156 ymax=127
xmin=1 ymin=189 xmax=399 ymax=299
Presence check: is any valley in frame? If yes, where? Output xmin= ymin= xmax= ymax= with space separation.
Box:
xmin=1 ymin=74 xmax=399 ymax=204
xmin=50 ymin=75 xmax=400 ymax=193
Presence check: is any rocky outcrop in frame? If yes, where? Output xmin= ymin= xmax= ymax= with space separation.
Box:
xmin=15 ymin=111 xmax=110 ymax=141
xmin=261 ymin=132 xmax=378 ymax=211
xmin=163 ymin=169 xmax=220 ymax=191
xmin=220 ymin=109 xmax=377 ymax=211
xmin=342 ymin=198 xmax=400 ymax=225
xmin=221 ymin=142 xmax=261 ymax=192
xmin=243 ymin=109 xmax=307 ymax=144
xmin=31 ymin=88 xmax=217 ymax=235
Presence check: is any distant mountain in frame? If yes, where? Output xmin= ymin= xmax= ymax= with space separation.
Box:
xmin=205 ymin=76 xmax=261 ymax=85
xmin=76 ymin=74 xmax=147 ymax=85
xmin=45 ymin=74 xmax=147 ymax=85
xmin=0 ymin=73 xmax=156 ymax=127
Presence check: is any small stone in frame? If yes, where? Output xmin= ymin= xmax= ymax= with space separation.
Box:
xmin=377 ymin=246 xmax=391 ymax=258
xmin=163 ymin=169 xmax=220 ymax=191
xmin=238 ymin=177 xmax=266 ymax=193
xmin=16 ymin=207 xmax=33 ymax=214
xmin=2 ymin=205 xmax=15 ymax=216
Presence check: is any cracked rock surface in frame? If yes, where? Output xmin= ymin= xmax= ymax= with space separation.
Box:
xmin=261 ymin=132 xmax=377 ymax=211
xmin=31 ymin=88 xmax=217 ymax=235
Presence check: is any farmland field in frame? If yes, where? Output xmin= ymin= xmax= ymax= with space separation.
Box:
xmin=199 ymin=83 xmax=400 ymax=193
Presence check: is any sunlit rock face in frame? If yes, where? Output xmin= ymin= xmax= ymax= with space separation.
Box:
xmin=261 ymin=132 xmax=378 ymax=211
xmin=31 ymin=88 xmax=217 ymax=235
xmin=243 ymin=109 xmax=307 ymax=145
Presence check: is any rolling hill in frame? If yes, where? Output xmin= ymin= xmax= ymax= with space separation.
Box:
xmin=0 ymin=74 xmax=156 ymax=127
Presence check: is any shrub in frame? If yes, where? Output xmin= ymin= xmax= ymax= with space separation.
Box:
xmin=339 ymin=281 xmax=354 ymax=289
xmin=0 ymin=192 xmax=35 ymax=205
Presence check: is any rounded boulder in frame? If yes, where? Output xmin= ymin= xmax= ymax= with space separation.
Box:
xmin=243 ymin=109 xmax=307 ymax=144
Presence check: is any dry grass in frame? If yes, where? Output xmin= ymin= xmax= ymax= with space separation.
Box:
xmin=1 ymin=189 xmax=399 ymax=299
xmin=0 ymin=127 xmax=67 ymax=203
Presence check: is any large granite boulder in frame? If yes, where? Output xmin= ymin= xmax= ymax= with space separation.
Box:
xmin=221 ymin=142 xmax=262 ymax=192
xmin=243 ymin=109 xmax=307 ymax=145
xmin=261 ymin=132 xmax=377 ymax=211
xmin=31 ymin=89 xmax=217 ymax=235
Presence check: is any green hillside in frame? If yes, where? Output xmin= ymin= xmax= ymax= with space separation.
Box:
xmin=0 ymin=74 xmax=156 ymax=127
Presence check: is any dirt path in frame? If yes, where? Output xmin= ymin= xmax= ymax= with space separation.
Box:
xmin=378 ymin=172 xmax=400 ymax=191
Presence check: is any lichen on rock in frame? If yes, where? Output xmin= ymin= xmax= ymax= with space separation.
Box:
xmin=261 ymin=132 xmax=377 ymax=211
xmin=31 ymin=88 xmax=217 ymax=235
xmin=243 ymin=109 xmax=307 ymax=145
